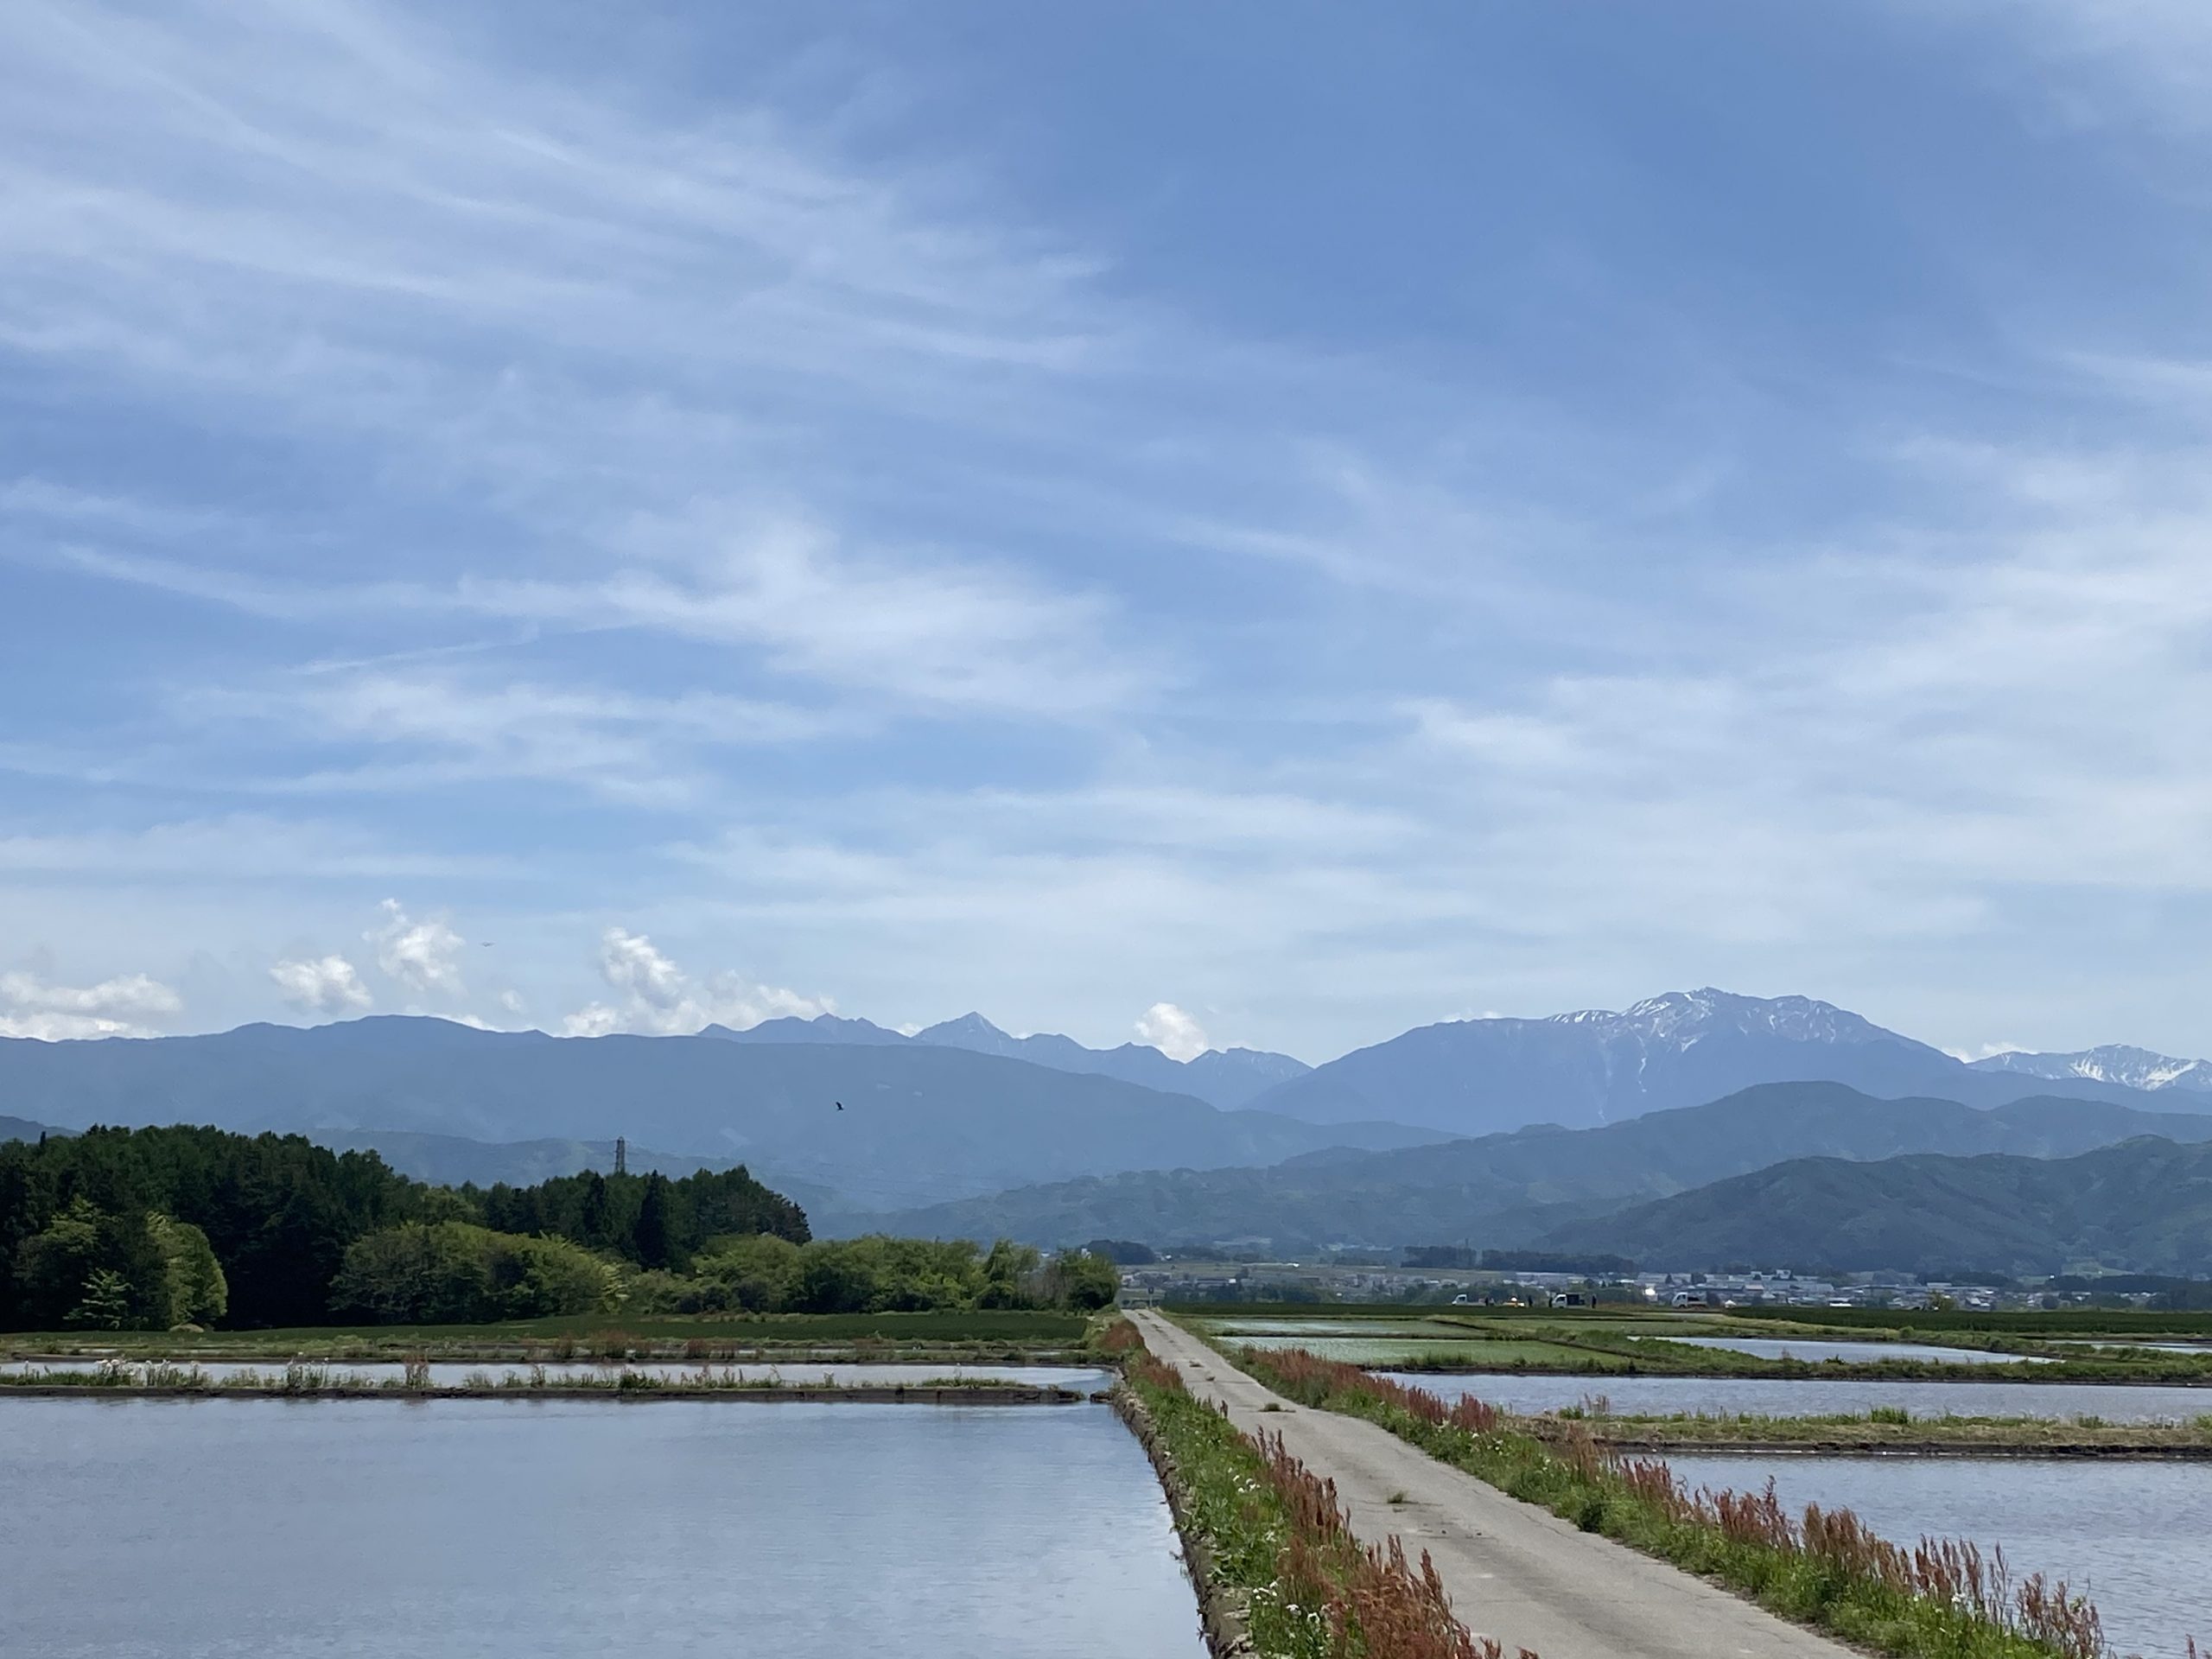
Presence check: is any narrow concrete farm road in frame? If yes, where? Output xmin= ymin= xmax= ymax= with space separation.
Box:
xmin=1131 ymin=1312 xmax=1856 ymax=1659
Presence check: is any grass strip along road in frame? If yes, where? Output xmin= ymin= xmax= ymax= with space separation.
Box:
xmin=1111 ymin=1321 xmax=1518 ymax=1659
xmin=1132 ymin=1318 xmax=2114 ymax=1659
xmin=1132 ymin=1312 xmax=1860 ymax=1659
xmin=1541 ymin=1406 xmax=2212 ymax=1458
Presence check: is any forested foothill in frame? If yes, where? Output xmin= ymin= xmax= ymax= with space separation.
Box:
xmin=0 ymin=1125 xmax=1116 ymax=1332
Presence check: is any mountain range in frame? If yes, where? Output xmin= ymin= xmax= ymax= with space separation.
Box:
xmin=0 ymin=1017 xmax=1427 ymax=1211
xmin=700 ymin=989 xmax=2212 ymax=1142
xmin=855 ymin=1082 xmax=2212 ymax=1249
xmin=1967 ymin=1044 xmax=2212 ymax=1096
xmin=18 ymin=1078 xmax=2212 ymax=1276
xmin=10 ymin=987 xmax=2212 ymax=1246
xmin=1232 ymin=989 xmax=2212 ymax=1138
xmin=1539 ymin=1135 xmax=2212 ymax=1277
xmin=705 ymin=1011 xmax=1310 ymax=1109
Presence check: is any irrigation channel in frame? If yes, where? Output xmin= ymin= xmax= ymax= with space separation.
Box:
xmin=1134 ymin=1310 xmax=1856 ymax=1658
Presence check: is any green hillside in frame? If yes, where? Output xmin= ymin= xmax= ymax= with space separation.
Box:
xmin=1541 ymin=1135 xmax=2212 ymax=1275
xmin=861 ymin=1084 xmax=2212 ymax=1249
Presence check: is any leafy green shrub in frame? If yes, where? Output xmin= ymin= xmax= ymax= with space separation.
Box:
xmin=330 ymin=1222 xmax=616 ymax=1323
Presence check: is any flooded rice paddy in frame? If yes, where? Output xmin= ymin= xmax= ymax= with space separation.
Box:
xmin=1664 ymin=1335 xmax=2050 ymax=1366
xmin=1662 ymin=1452 xmax=2211 ymax=1659
xmin=1224 ymin=1332 xmax=2058 ymax=1369
xmin=0 ymin=1397 xmax=1206 ymax=1658
xmin=1376 ymin=1370 xmax=2212 ymax=1422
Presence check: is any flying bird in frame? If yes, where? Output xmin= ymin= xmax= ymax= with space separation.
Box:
xmin=834 ymin=1101 xmax=843 ymax=1111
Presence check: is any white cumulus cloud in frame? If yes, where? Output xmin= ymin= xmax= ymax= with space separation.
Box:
xmin=369 ymin=899 xmax=467 ymax=997
xmin=1944 ymin=1040 xmax=2029 ymax=1062
xmin=596 ymin=926 xmax=689 ymax=1008
xmin=0 ymin=969 xmax=182 ymax=1040
xmin=269 ymin=955 xmax=372 ymax=1014
xmin=563 ymin=926 xmax=832 ymax=1037
xmin=1135 ymin=1001 xmax=1211 ymax=1062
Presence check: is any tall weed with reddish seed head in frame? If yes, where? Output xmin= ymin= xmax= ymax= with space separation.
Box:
xmin=1251 ymin=1427 xmax=1513 ymax=1659
xmin=1124 ymin=1331 xmax=1522 ymax=1658
xmin=1242 ymin=1344 xmax=2117 ymax=1659
xmin=1096 ymin=1319 xmax=1147 ymax=1357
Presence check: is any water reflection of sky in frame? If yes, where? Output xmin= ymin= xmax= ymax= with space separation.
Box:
xmin=0 ymin=1400 xmax=1205 ymax=1658
xmin=1376 ymin=1370 xmax=2212 ymax=1423
xmin=1663 ymin=1454 xmax=2211 ymax=1659
xmin=1665 ymin=1335 xmax=2050 ymax=1366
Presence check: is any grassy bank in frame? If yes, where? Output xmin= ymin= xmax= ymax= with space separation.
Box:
xmin=1111 ymin=1325 xmax=1511 ymax=1659
xmin=1232 ymin=1344 xmax=2113 ymax=1659
xmin=1174 ymin=1301 xmax=2212 ymax=1343
xmin=0 ymin=1308 xmax=1095 ymax=1363
xmin=1230 ymin=1342 xmax=2212 ymax=1385
xmin=1732 ymin=1306 xmax=2212 ymax=1340
xmin=1200 ymin=1307 xmax=2212 ymax=1384
xmin=0 ymin=1359 xmax=1090 ymax=1402
xmin=1532 ymin=1404 xmax=2212 ymax=1456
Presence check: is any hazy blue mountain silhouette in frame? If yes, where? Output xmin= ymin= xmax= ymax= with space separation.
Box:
xmin=702 ymin=1009 xmax=1309 ymax=1108
xmin=0 ymin=1017 xmax=1427 ymax=1211
xmin=1237 ymin=988 xmax=2195 ymax=1137
xmin=856 ymin=1082 xmax=2212 ymax=1249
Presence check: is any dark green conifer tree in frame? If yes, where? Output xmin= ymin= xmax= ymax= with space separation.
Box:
xmin=578 ymin=1171 xmax=613 ymax=1249
xmin=633 ymin=1173 xmax=674 ymax=1270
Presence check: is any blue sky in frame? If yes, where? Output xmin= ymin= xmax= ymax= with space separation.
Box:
xmin=5 ymin=2 xmax=2212 ymax=1061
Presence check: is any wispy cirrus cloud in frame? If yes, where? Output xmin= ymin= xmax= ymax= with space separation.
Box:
xmin=181 ymin=662 xmax=851 ymax=806
xmin=10 ymin=2 xmax=2212 ymax=1064
xmin=0 ymin=817 xmax=516 ymax=884
xmin=0 ymin=0 xmax=1166 ymax=735
xmin=1941 ymin=0 xmax=2212 ymax=131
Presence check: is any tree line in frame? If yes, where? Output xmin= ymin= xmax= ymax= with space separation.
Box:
xmin=1 ymin=1125 xmax=1112 ymax=1330
xmin=629 ymin=1231 xmax=1116 ymax=1318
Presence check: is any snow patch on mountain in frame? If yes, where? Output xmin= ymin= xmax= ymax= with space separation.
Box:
xmin=1967 ymin=1044 xmax=2212 ymax=1094
xmin=1542 ymin=988 xmax=1897 ymax=1050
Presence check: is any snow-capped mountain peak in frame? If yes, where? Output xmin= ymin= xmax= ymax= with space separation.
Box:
xmin=1544 ymin=989 xmax=1897 ymax=1050
xmin=1967 ymin=1044 xmax=2212 ymax=1094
